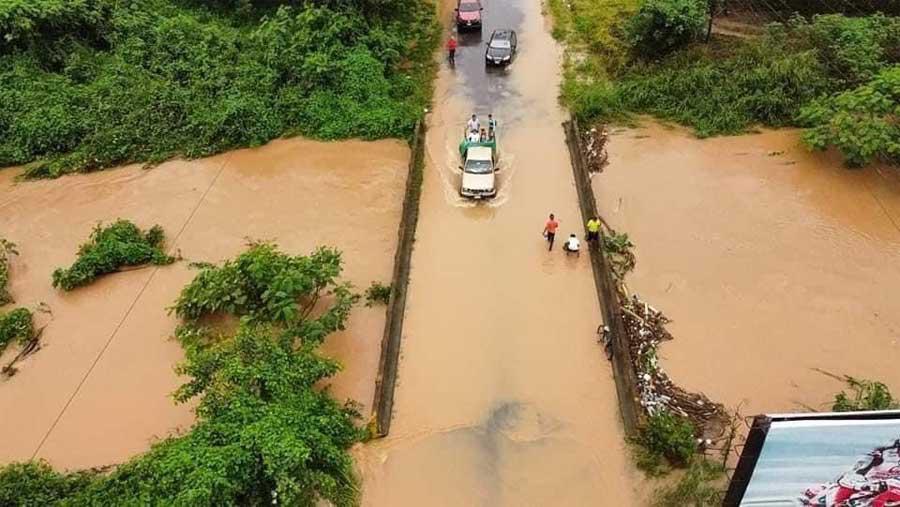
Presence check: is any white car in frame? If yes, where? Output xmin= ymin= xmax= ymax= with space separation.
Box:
xmin=460 ymin=145 xmax=497 ymax=199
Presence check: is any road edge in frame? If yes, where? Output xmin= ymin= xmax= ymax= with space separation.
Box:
xmin=563 ymin=117 xmax=641 ymax=437
xmin=371 ymin=120 xmax=427 ymax=437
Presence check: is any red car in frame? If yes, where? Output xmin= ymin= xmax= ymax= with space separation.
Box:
xmin=455 ymin=0 xmax=483 ymax=30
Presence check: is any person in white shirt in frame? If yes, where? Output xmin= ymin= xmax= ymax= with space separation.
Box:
xmin=563 ymin=233 xmax=580 ymax=256
xmin=466 ymin=114 xmax=479 ymax=134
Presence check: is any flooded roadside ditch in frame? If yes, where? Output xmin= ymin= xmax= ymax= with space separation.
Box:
xmin=0 ymin=138 xmax=410 ymax=470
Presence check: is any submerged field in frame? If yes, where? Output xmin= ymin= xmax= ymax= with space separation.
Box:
xmin=0 ymin=138 xmax=409 ymax=470
xmin=594 ymin=121 xmax=900 ymax=419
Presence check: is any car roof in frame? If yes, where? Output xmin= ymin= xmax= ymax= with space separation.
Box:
xmin=459 ymin=0 xmax=480 ymax=4
xmin=491 ymin=29 xmax=514 ymax=40
xmin=467 ymin=146 xmax=493 ymax=160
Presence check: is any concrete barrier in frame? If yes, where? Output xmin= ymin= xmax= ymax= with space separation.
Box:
xmin=563 ymin=118 xmax=641 ymax=437
xmin=371 ymin=121 xmax=426 ymax=437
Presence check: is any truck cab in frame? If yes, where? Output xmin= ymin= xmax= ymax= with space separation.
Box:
xmin=460 ymin=145 xmax=497 ymax=199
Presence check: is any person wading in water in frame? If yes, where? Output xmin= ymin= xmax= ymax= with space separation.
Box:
xmin=543 ymin=213 xmax=560 ymax=251
xmin=447 ymin=36 xmax=458 ymax=65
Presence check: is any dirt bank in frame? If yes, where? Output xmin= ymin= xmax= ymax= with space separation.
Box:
xmin=355 ymin=0 xmax=642 ymax=503
xmin=0 ymin=137 xmax=409 ymax=470
xmin=593 ymin=121 xmax=900 ymax=419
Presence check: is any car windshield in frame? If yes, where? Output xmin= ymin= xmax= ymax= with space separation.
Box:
xmin=464 ymin=159 xmax=492 ymax=174
xmin=459 ymin=2 xmax=480 ymax=11
xmin=490 ymin=39 xmax=511 ymax=49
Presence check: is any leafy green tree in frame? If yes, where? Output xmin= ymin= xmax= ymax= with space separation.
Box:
xmin=0 ymin=461 xmax=95 ymax=506
xmin=799 ymin=66 xmax=899 ymax=167
xmin=173 ymin=242 xmax=358 ymax=340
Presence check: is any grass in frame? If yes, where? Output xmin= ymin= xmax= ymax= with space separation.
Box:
xmin=653 ymin=458 xmax=726 ymax=507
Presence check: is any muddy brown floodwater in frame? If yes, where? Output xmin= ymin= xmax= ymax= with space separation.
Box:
xmin=355 ymin=0 xmax=641 ymax=504
xmin=0 ymin=138 xmax=409 ymax=470
xmin=594 ymin=121 xmax=900 ymax=420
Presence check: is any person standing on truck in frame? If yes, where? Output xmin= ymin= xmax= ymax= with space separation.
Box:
xmin=467 ymin=114 xmax=480 ymax=134
xmin=586 ymin=216 xmax=601 ymax=243
xmin=543 ymin=213 xmax=560 ymax=251
xmin=488 ymin=114 xmax=497 ymax=137
xmin=447 ymin=36 xmax=458 ymax=65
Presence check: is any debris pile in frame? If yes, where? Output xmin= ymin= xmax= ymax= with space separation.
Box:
xmin=581 ymin=127 xmax=609 ymax=174
xmin=579 ymin=124 xmax=728 ymax=439
xmin=619 ymin=292 xmax=727 ymax=436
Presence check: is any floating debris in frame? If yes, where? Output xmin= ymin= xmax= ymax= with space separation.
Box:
xmin=579 ymin=125 xmax=728 ymax=440
xmin=581 ymin=127 xmax=609 ymax=174
xmin=620 ymin=292 xmax=727 ymax=437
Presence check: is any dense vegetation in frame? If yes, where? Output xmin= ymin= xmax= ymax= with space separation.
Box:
xmin=0 ymin=243 xmax=364 ymax=505
xmin=552 ymin=0 xmax=899 ymax=166
xmin=0 ymin=0 xmax=439 ymax=178
xmin=0 ymin=239 xmax=17 ymax=305
xmin=52 ymin=220 xmax=175 ymax=291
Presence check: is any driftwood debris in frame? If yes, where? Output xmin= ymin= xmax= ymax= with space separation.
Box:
xmin=579 ymin=124 xmax=727 ymax=439
xmin=581 ymin=127 xmax=609 ymax=174
xmin=621 ymin=293 xmax=727 ymax=436
xmin=1 ymin=325 xmax=45 ymax=380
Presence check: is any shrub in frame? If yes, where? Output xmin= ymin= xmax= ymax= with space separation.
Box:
xmin=641 ymin=410 xmax=697 ymax=465
xmin=799 ymin=66 xmax=900 ymax=167
xmin=0 ymin=307 xmax=33 ymax=354
xmin=0 ymin=239 xmax=18 ymax=305
xmin=790 ymin=14 xmax=900 ymax=87
xmin=832 ymin=376 xmax=898 ymax=412
xmin=625 ymin=0 xmax=707 ymax=58
xmin=172 ymin=242 xmax=357 ymax=341
xmin=51 ymin=220 xmax=175 ymax=291
xmin=364 ymin=281 xmax=392 ymax=307
xmin=0 ymin=461 xmax=94 ymax=506
xmin=1 ymin=244 xmax=365 ymax=504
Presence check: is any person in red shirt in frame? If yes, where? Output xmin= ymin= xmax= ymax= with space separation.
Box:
xmin=543 ymin=213 xmax=560 ymax=251
xmin=447 ymin=36 xmax=458 ymax=65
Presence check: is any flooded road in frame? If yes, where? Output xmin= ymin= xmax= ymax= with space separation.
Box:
xmin=356 ymin=0 xmax=640 ymax=504
xmin=594 ymin=122 xmax=900 ymax=418
xmin=0 ymin=138 xmax=408 ymax=469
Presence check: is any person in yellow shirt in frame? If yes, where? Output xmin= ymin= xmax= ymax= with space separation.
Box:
xmin=586 ymin=216 xmax=601 ymax=243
